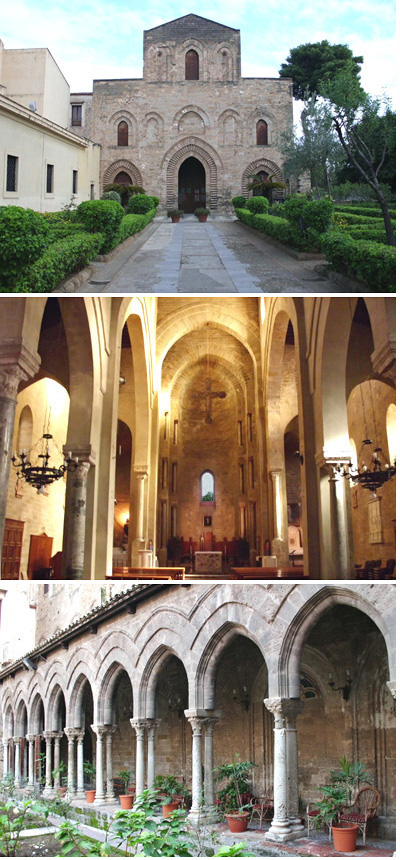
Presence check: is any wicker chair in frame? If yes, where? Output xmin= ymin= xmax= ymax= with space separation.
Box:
xmin=306 ymin=803 xmax=332 ymax=839
xmin=340 ymin=786 xmax=381 ymax=845
xmin=250 ymin=795 xmax=274 ymax=826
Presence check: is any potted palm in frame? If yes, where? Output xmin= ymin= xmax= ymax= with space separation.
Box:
xmin=213 ymin=758 xmax=256 ymax=833
xmin=118 ymin=769 xmax=135 ymax=809
xmin=83 ymin=760 xmax=96 ymax=803
xmin=314 ymin=757 xmax=371 ymax=852
xmin=167 ymin=209 xmax=184 ymax=223
xmin=154 ymin=774 xmax=186 ymax=817
xmin=194 ymin=207 xmax=210 ymax=222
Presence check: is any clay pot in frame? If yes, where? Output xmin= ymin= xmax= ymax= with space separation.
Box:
xmin=171 ymin=215 xmax=181 ymax=223
xmin=331 ymin=823 xmax=358 ymax=852
xmin=225 ymin=811 xmax=250 ymax=833
xmin=120 ymin=793 xmax=134 ymax=810
xmin=197 ymin=214 xmax=208 ymax=222
xmin=85 ymin=789 xmax=96 ymax=803
xmin=162 ymin=800 xmax=180 ymax=817
xmin=56 ymin=786 xmax=67 ymax=797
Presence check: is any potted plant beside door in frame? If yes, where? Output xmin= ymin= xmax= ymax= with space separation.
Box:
xmin=194 ymin=207 xmax=210 ymax=223
xmin=167 ymin=209 xmax=184 ymax=223
xmin=83 ymin=760 xmax=96 ymax=803
xmin=213 ymin=757 xmax=256 ymax=833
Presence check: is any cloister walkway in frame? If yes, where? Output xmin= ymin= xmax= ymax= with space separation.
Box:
xmin=81 ymin=216 xmax=336 ymax=294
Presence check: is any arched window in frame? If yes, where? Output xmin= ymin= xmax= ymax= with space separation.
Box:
xmin=185 ymin=50 xmax=199 ymax=80
xmin=117 ymin=121 xmax=129 ymax=146
xmin=17 ymin=405 xmax=33 ymax=453
xmin=201 ymin=471 xmax=214 ymax=502
xmin=256 ymin=120 xmax=268 ymax=145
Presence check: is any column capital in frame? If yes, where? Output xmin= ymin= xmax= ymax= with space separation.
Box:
xmin=12 ymin=736 xmax=22 ymax=744
xmin=53 ymin=732 xmax=64 ymax=741
xmin=63 ymin=444 xmax=96 ymax=467
xmin=64 ymin=727 xmax=80 ymax=741
xmin=42 ymin=730 xmax=58 ymax=740
xmin=204 ymin=716 xmax=219 ymax=735
xmin=0 ymin=342 xmax=41 ymax=400
xmin=91 ymin=724 xmax=108 ymax=739
xmin=133 ymin=465 xmax=149 ymax=478
xmin=315 ymin=448 xmax=352 ymax=471
xmin=264 ymin=697 xmax=304 ymax=723
xmin=130 ymin=718 xmax=149 ymax=735
xmin=25 ymin=734 xmax=35 ymax=743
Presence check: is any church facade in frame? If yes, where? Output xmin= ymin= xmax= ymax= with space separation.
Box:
xmin=68 ymin=15 xmax=294 ymax=211
xmin=0 ymin=296 xmax=396 ymax=581
xmin=0 ymin=582 xmax=396 ymax=840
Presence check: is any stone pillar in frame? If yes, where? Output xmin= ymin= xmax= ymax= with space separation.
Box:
xmin=270 ymin=470 xmax=288 ymax=566
xmin=146 ymin=719 xmax=160 ymax=790
xmin=0 ymin=346 xmax=40 ymax=558
xmin=26 ymin=736 xmax=35 ymax=791
xmin=263 ymin=700 xmax=292 ymax=841
xmin=64 ymin=459 xmax=92 ymax=580
xmin=204 ymin=718 xmax=219 ymax=816
xmin=64 ymin=729 xmax=77 ymax=795
xmin=130 ymin=719 xmax=147 ymax=796
xmin=185 ymin=714 xmax=206 ymax=823
xmin=328 ymin=472 xmax=349 ymax=579
xmin=92 ymin=725 xmax=107 ymax=804
xmin=105 ymin=726 xmax=117 ymax=802
xmin=285 ymin=700 xmax=304 ymax=830
xmin=53 ymin=732 xmax=64 ymax=789
xmin=42 ymin=731 xmax=54 ymax=796
xmin=131 ymin=467 xmax=148 ymax=565
xmin=239 ymin=503 xmax=246 ymax=539
xmin=76 ymin=729 xmax=86 ymax=799
xmin=3 ymin=739 xmax=9 ymax=778
xmin=13 ymin=737 xmax=22 ymax=788
xmin=387 ymin=680 xmax=396 ymax=699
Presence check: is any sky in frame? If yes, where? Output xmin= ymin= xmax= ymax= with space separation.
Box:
xmin=0 ymin=0 xmax=396 ymax=125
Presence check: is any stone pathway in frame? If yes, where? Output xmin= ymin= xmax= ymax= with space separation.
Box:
xmin=83 ymin=216 xmax=335 ymax=294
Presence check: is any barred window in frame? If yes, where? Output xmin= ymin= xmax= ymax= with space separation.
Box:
xmin=46 ymin=164 xmax=54 ymax=194
xmin=72 ymin=170 xmax=78 ymax=194
xmin=6 ymin=155 xmax=18 ymax=192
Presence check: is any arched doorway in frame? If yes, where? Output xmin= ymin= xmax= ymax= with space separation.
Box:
xmin=178 ymin=157 xmax=206 ymax=213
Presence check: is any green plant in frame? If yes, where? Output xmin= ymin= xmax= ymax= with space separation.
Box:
xmin=128 ymin=194 xmax=154 ymax=215
xmin=0 ymin=206 xmax=50 ymax=286
xmin=52 ymin=760 xmax=67 ymax=785
xmin=213 ymin=757 xmax=256 ymax=813
xmin=148 ymin=196 xmax=160 ymax=208
xmin=319 ymin=231 xmax=396 ymax=290
xmin=154 ymin=774 xmax=187 ymax=804
xmin=57 ymin=819 xmax=111 ymax=856
xmin=76 ymin=199 xmax=125 ymax=253
xmin=247 ymin=197 xmax=269 ymax=214
xmin=214 ymin=845 xmax=254 ymax=857
xmin=101 ymin=190 xmax=122 ymax=204
xmin=0 ymin=797 xmax=48 ymax=856
xmin=118 ymin=769 xmax=134 ymax=793
xmin=111 ymin=790 xmax=193 ymax=856
xmin=167 ymin=209 xmax=184 ymax=218
xmin=84 ymin=760 xmax=96 ymax=788
xmin=329 ymin=756 xmax=372 ymax=804
xmin=8 ymin=233 xmax=103 ymax=293
xmin=194 ymin=207 xmax=210 ymax=216
xmin=302 ymin=198 xmax=334 ymax=233
xmin=313 ymin=783 xmax=348 ymax=829
xmin=232 ymin=196 xmax=247 ymax=209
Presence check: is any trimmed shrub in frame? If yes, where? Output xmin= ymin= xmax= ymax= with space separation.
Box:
xmin=338 ymin=225 xmax=394 ymax=245
xmin=282 ymin=195 xmax=308 ymax=226
xmin=247 ymin=196 xmax=269 ymax=214
xmin=101 ymin=190 xmax=122 ymax=204
xmin=334 ymin=211 xmax=389 ymax=226
xmin=76 ymin=199 xmax=125 ymax=253
xmin=128 ymin=194 xmax=154 ymax=215
xmin=7 ymin=233 xmax=103 ymax=293
xmin=269 ymin=202 xmax=287 ymax=218
xmin=251 ymin=213 xmax=305 ymax=248
xmin=235 ymin=208 xmax=255 ymax=227
xmin=148 ymin=196 xmax=160 ymax=208
xmin=232 ymin=195 xmax=247 ymax=209
xmin=319 ymin=231 xmax=396 ymax=291
xmin=0 ymin=206 xmax=50 ymax=286
xmin=103 ymin=183 xmax=145 ymax=208
xmin=116 ymin=209 xmax=157 ymax=244
xmin=334 ymin=205 xmax=396 ymax=220
xmin=302 ymin=198 xmax=334 ymax=234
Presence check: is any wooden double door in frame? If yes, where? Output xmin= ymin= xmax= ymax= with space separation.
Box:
xmin=1 ymin=521 xmax=53 ymax=580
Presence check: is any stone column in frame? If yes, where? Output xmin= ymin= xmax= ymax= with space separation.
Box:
xmin=270 ymin=470 xmax=288 ymax=566
xmin=26 ymin=736 xmax=35 ymax=791
xmin=92 ymin=725 xmax=107 ymax=804
xmin=204 ymin=718 xmax=219 ymax=817
xmin=13 ymin=737 xmax=22 ymax=788
xmin=387 ymin=680 xmax=396 ymax=699
xmin=239 ymin=502 xmax=246 ymax=539
xmin=3 ymin=739 xmax=9 ymax=778
xmin=0 ymin=346 xmax=40 ymax=558
xmin=131 ymin=467 xmax=148 ymax=565
xmin=76 ymin=729 xmax=86 ymax=799
xmin=130 ymin=719 xmax=147 ymax=796
xmin=64 ymin=729 xmax=77 ymax=795
xmin=64 ymin=459 xmax=92 ymax=580
xmin=146 ymin=719 xmax=160 ymax=790
xmin=53 ymin=732 xmax=64 ymax=789
xmin=105 ymin=726 xmax=117 ymax=802
xmin=185 ymin=714 xmax=206 ymax=823
xmin=42 ymin=731 xmax=54 ymax=796
xmin=328 ymin=472 xmax=349 ymax=579
xmin=285 ymin=700 xmax=304 ymax=831
xmin=263 ymin=700 xmax=292 ymax=841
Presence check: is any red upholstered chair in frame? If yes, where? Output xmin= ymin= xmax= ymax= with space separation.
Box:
xmin=250 ymin=795 xmax=274 ymax=826
xmin=306 ymin=803 xmax=332 ymax=839
xmin=340 ymin=786 xmax=381 ymax=846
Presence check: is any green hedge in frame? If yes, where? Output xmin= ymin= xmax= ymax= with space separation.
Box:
xmin=0 ymin=207 xmax=51 ymax=286
xmin=76 ymin=199 xmax=125 ymax=253
xmin=6 ymin=233 xmax=104 ymax=293
xmin=247 ymin=197 xmax=269 ymax=214
xmin=334 ymin=212 xmax=385 ymax=226
xmin=232 ymin=195 xmax=247 ymax=209
xmin=128 ymin=194 xmax=154 ymax=215
xmin=334 ymin=205 xmax=396 ymax=220
xmin=319 ymin=232 xmax=396 ymax=291
xmin=116 ymin=209 xmax=157 ymax=244
xmin=339 ymin=224 xmax=395 ymax=245
xmin=236 ymin=209 xmax=304 ymax=249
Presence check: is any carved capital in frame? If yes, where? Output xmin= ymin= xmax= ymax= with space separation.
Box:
xmin=0 ymin=341 xmax=40 ymax=399
xmin=0 ymin=366 xmax=28 ymax=400
xmin=264 ymin=697 xmax=304 ymax=726
xmin=91 ymin=724 xmax=108 ymax=739
xmin=64 ymin=727 xmax=80 ymax=742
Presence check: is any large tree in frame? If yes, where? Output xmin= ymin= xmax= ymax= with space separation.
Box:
xmin=279 ymin=40 xmax=363 ymax=100
xmin=336 ymin=107 xmax=396 ymax=192
xmin=321 ymin=68 xmax=395 ymax=245
xmin=281 ymin=95 xmax=345 ymax=196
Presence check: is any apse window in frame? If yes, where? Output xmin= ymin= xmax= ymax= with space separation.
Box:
xmin=201 ymin=471 xmax=214 ymax=503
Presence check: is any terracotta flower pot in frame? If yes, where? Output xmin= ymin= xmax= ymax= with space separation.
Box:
xmin=85 ymin=789 xmax=96 ymax=803
xmin=332 ymin=823 xmax=358 ymax=852
xmin=197 ymin=214 xmax=208 ymax=222
xmin=162 ymin=800 xmax=180 ymax=817
xmin=120 ymin=793 xmax=134 ymax=810
xmin=225 ymin=811 xmax=249 ymax=833
xmin=171 ymin=215 xmax=181 ymax=223
xmin=56 ymin=786 xmax=67 ymax=797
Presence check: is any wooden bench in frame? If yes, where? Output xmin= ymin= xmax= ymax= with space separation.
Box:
xmin=231 ymin=567 xmax=305 ymax=580
xmin=109 ymin=567 xmax=184 ymax=580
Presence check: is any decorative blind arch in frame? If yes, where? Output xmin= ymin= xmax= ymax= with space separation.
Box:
xmin=186 ymin=50 xmax=199 ymax=80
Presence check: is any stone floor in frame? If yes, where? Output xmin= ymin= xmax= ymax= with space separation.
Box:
xmin=81 ymin=215 xmax=337 ymax=295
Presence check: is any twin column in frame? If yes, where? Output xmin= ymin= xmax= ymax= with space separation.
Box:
xmin=264 ymin=698 xmax=304 ymax=841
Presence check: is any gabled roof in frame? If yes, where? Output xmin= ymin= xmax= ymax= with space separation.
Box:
xmin=145 ymin=14 xmax=239 ymax=39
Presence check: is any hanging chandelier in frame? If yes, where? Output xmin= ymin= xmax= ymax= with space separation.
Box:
xmin=12 ymin=433 xmax=78 ymax=494
xmin=337 ymin=379 xmax=395 ymax=494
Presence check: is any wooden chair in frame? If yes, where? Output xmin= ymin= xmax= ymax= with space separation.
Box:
xmin=250 ymin=795 xmax=274 ymax=826
xmin=306 ymin=802 xmax=332 ymax=839
xmin=340 ymin=786 xmax=381 ymax=845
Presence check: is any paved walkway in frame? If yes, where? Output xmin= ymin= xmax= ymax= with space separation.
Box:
xmin=83 ymin=216 xmax=335 ymax=294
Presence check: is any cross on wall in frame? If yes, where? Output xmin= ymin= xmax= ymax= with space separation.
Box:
xmin=192 ymin=377 xmax=227 ymax=423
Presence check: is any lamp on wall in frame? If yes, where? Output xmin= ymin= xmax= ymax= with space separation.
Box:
xmin=328 ymin=671 xmax=352 ymax=701
xmin=168 ymin=693 xmax=183 ymax=718
xmin=232 ymin=686 xmax=250 ymax=711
